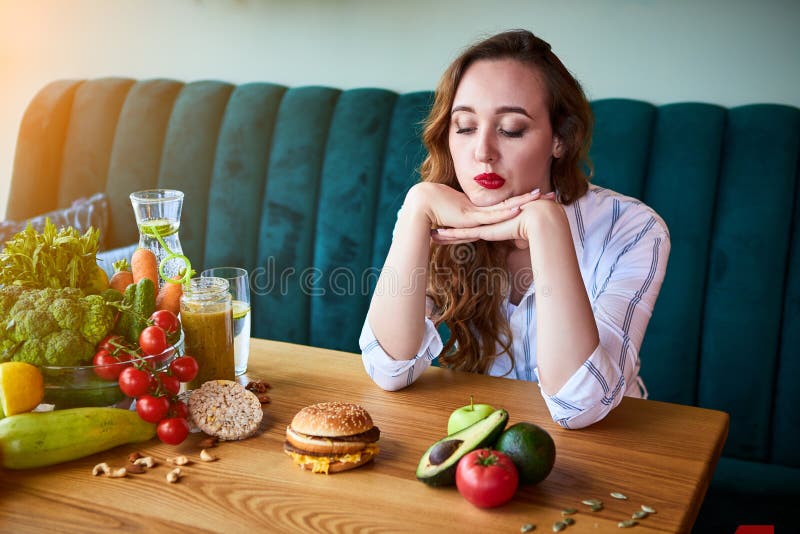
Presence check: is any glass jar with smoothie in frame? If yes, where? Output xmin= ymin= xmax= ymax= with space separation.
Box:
xmin=180 ymin=277 xmax=235 ymax=389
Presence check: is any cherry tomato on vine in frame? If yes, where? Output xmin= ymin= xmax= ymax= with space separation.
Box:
xmin=118 ymin=366 xmax=151 ymax=398
xmin=157 ymin=417 xmax=190 ymax=445
xmin=98 ymin=334 xmax=127 ymax=354
xmin=136 ymin=394 xmax=170 ymax=423
xmin=92 ymin=349 xmax=129 ymax=380
xmin=150 ymin=310 xmax=180 ymax=336
xmin=157 ymin=372 xmax=181 ymax=396
xmin=171 ymin=400 xmax=189 ymax=419
xmin=139 ymin=325 xmax=168 ymax=356
xmin=169 ymin=356 xmax=199 ymax=383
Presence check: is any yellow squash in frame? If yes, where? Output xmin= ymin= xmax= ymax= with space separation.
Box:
xmin=0 ymin=407 xmax=155 ymax=469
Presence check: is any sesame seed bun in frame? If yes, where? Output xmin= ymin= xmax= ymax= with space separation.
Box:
xmin=289 ymin=402 xmax=374 ymax=437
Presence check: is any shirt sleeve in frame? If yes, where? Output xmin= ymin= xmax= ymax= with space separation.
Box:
xmin=360 ymin=316 xmax=443 ymax=391
xmin=536 ymin=218 xmax=671 ymax=429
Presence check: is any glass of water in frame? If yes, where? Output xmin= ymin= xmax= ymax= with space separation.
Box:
xmin=200 ymin=267 xmax=251 ymax=376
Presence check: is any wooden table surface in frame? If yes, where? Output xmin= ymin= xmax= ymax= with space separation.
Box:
xmin=1 ymin=338 xmax=728 ymax=533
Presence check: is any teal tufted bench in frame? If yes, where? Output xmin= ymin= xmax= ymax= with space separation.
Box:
xmin=7 ymin=78 xmax=800 ymax=531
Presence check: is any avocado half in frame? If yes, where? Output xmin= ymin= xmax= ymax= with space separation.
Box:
xmin=416 ymin=408 xmax=508 ymax=487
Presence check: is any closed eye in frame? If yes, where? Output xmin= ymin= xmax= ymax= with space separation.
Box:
xmin=456 ymin=127 xmax=475 ymax=134
xmin=500 ymin=128 xmax=525 ymax=138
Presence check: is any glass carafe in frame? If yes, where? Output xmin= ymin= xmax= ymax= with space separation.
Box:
xmin=129 ymin=189 xmax=185 ymax=282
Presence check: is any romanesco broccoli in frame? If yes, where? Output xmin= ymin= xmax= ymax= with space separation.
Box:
xmin=49 ymin=297 xmax=85 ymax=331
xmin=81 ymin=294 xmax=115 ymax=345
xmin=44 ymin=330 xmax=94 ymax=366
xmin=2 ymin=287 xmax=116 ymax=366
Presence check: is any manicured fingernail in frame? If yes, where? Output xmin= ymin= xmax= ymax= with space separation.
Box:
xmin=510 ymin=206 xmax=520 ymax=212
xmin=544 ymin=191 xmax=556 ymax=198
xmin=430 ymin=228 xmax=439 ymax=236
xmin=531 ymin=188 xmax=541 ymax=196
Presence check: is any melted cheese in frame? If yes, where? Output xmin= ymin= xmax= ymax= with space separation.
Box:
xmin=286 ymin=444 xmax=380 ymax=474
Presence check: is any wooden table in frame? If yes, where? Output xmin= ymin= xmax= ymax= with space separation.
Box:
xmin=1 ymin=339 xmax=728 ymax=533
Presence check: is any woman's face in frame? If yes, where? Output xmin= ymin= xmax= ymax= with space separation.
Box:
xmin=448 ymin=58 xmax=561 ymax=207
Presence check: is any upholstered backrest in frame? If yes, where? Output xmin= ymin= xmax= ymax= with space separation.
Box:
xmin=9 ymin=78 xmax=800 ymax=468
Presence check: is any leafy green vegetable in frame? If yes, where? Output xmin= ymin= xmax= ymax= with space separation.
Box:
xmin=0 ymin=287 xmax=115 ymax=366
xmin=0 ymin=219 xmax=100 ymax=289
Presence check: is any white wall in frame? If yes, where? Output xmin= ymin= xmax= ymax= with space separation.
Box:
xmin=1 ymin=0 xmax=798 ymax=220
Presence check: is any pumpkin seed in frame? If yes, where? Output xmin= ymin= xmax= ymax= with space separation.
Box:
xmin=561 ymin=508 xmax=577 ymax=516
xmin=562 ymin=518 xmax=575 ymax=526
xmin=632 ymin=510 xmax=649 ymax=520
xmin=618 ymin=520 xmax=638 ymax=528
xmin=582 ymin=498 xmax=602 ymax=506
xmin=552 ymin=521 xmax=567 ymax=532
xmin=610 ymin=492 xmax=628 ymax=500
xmin=590 ymin=503 xmax=604 ymax=512
xmin=520 ymin=524 xmax=536 ymax=533
xmin=641 ymin=505 xmax=656 ymax=514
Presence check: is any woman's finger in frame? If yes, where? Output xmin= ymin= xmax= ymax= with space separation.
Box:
xmin=492 ymin=189 xmax=543 ymax=211
xmin=430 ymin=231 xmax=480 ymax=245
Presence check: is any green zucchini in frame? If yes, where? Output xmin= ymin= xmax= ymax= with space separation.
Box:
xmin=0 ymin=407 xmax=155 ymax=469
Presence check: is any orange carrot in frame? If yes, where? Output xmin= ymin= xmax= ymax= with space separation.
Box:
xmin=155 ymin=280 xmax=182 ymax=316
xmin=108 ymin=259 xmax=134 ymax=293
xmin=131 ymin=248 xmax=158 ymax=287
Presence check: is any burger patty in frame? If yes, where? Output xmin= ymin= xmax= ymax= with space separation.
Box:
xmin=294 ymin=425 xmax=380 ymax=443
xmin=284 ymin=441 xmax=332 ymax=457
xmin=283 ymin=426 xmax=380 ymax=457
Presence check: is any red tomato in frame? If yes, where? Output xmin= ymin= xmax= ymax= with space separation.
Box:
xmin=118 ymin=367 xmax=151 ymax=398
xmin=169 ymin=356 xmax=199 ymax=383
xmin=136 ymin=394 xmax=170 ymax=423
xmin=98 ymin=334 xmax=126 ymax=354
xmin=158 ymin=372 xmax=181 ymax=396
xmin=139 ymin=326 xmax=168 ymax=356
xmin=171 ymin=400 xmax=189 ymax=419
xmin=455 ymin=449 xmax=519 ymax=508
xmin=157 ymin=417 xmax=190 ymax=445
xmin=92 ymin=349 xmax=129 ymax=380
xmin=150 ymin=310 xmax=180 ymax=336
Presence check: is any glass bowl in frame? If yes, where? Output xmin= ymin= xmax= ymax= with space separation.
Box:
xmin=38 ymin=331 xmax=184 ymax=410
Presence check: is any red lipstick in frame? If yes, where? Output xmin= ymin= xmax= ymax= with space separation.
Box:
xmin=474 ymin=173 xmax=506 ymax=189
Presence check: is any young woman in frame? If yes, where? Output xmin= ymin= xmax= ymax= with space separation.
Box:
xmin=360 ymin=29 xmax=670 ymax=429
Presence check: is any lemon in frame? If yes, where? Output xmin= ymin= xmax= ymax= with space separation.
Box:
xmin=0 ymin=362 xmax=45 ymax=417
xmin=232 ymin=300 xmax=251 ymax=320
xmin=84 ymin=264 xmax=109 ymax=294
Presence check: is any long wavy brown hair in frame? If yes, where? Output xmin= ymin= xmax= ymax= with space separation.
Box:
xmin=423 ymin=29 xmax=594 ymax=373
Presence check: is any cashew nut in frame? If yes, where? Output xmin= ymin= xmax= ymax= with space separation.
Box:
xmin=167 ymin=455 xmax=190 ymax=466
xmin=133 ymin=456 xmax=156 ymax=468
xmin=199 ymin=449 xmax=218 ymax=462
xmin=92 ymin=462 xmax=110 ymax=476
xmin=166 ymin=467 xmax=182 ymax=483
xmin=108 ymin=467 xmax=128 ymax=478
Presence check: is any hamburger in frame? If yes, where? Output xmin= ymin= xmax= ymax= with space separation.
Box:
xmin=284 ymin=402 xmax=380 ymax=474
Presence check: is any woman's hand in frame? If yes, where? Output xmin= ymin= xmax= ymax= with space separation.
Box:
xmin=431 ymin=191 xmax=557 ymax=245
xmin=405 ymin=182 xmax=540 ymax=230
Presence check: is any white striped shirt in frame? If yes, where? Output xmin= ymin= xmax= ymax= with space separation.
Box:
xmin=360 ymin=185 xmax=670 ymax=429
